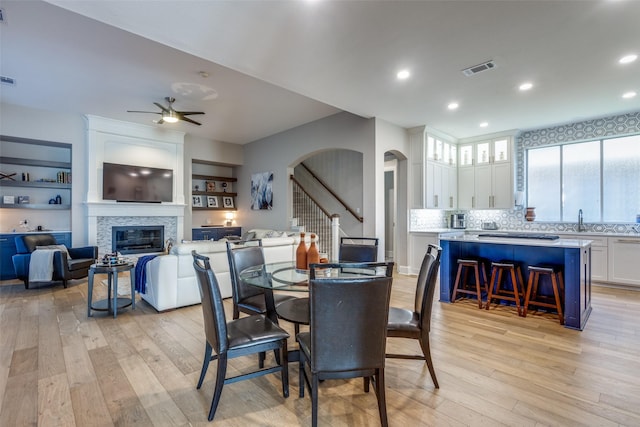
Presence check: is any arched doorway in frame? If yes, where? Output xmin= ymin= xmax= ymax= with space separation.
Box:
xmin=384 ymin=150 xmax=408 ymax=264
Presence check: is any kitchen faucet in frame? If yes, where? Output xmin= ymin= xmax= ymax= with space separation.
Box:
xmin=578 ymin=209 xmax=586 ymax=232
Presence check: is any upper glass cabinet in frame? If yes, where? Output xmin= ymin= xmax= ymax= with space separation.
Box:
xmin=493 ymin=139 xmax=509 ymax=162
xmin=427 ymin=134 xmax=456 ymax=165
xmin=476 ymin=142 xmax=491 ymax=164
xmin=459 ymin=144 xmax=474 ymax=167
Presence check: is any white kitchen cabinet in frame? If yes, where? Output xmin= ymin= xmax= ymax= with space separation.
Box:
xmin=559 ymin=234 xmax=608 ymax=282
xmin=491 ymin=161 xmax=514 ymax=208
xmin=459 ymin=144 xmax=474 ymax=167
xmin=590 ymin=245 xmax=608 ymax=282
xmin=457 ymin=136 xmax=514 ymax=209
xmin=608 ymin=237 xmax=640 ymax=286
xmin=457 ymin=167 xmax=475 ymax=209
xmin=474 ymin=164 xmax=492 ymax=209
xmin=412 ymin=127 xmax=458 ymax=209
xmin=447 ymin=165 xmax=457 ymax=208
xmin=425 ymin=161 xmax=457 ymax=209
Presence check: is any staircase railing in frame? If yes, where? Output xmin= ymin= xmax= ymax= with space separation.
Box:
xmin=290 ymin=174 xmax=337 ymax=259
xmin=300 ymin=163 xmax=363 ymax=223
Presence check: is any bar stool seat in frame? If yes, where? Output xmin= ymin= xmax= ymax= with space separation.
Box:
xmin=523 ymin=265 xmax=565 ymax=325
xmin=451 ymin=258 xmax=488 ymax=309
xmin=486 ymin=261 xmax=525 ymax=316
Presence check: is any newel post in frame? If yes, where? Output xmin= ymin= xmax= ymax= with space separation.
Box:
xmin=331 ymin=214 xmax=340 ymax=262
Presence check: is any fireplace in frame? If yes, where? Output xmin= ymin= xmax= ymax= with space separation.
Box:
xmin=112 ymin=226 xmax=164 ymax=255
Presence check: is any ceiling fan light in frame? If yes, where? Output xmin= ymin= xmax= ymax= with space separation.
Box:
xmin=163 ymin=111 xmax=179 ymax=123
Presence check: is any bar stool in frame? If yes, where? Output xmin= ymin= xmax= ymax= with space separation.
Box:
xmin=451 ymin=258 xmax=488 ymax=309
xmin=523 ymin=265 xmax=565 ymax=325
xmin=486 ymin=261 xmax=525 ymax=316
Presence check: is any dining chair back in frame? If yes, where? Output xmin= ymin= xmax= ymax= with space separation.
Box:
xmin=338 ymin=237 xmax=379 ymax=262
xmin=386 ymin=244 xmax=442 ymax=388
xmin=226 ymin=241 xmax=265 ymax=318
xmin=298 ymin=261 xmax=394 ymax=427
xmin=227 ymin=240 xmax=295 ymax=321
xmin=192 ymin=251 xmax=289 ymax=421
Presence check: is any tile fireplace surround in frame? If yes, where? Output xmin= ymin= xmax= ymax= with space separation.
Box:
xmin=85 ymin=116 xmax=186 ymax=256
xmin=95 ymin=212 xmax=178 ymax=257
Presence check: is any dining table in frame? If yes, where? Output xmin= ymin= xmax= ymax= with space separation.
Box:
xmin=239 ymin=261 xmax=391 ymax=345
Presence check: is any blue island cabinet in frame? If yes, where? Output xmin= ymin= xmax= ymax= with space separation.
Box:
xmin=439 ymin=237 xmax=592 ymax=330
xmin=0 ymin=232 xmax=71 ymax=280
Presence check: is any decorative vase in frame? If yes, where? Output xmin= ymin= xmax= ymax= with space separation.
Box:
xmin=307 ymin=233 xmax=320 ymax=269
xmin=525 ymin=207 xmax=536 ymax=222
xmin=296 ymin=232 xmax=307 ymax=270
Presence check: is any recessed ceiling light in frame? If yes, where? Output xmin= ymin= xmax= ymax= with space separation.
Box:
xmin=479 ymin=122 xmax=489 ymax=128
xmin=519 ymin=82 xmax=533 ymax=91
xmin=447 ymin=102 xmax=459 ymax=110
xmin=396 ymin=69 xmax=411 ymax=80
xmin=619 ymin=54 xmax=637 ymax=64
xmin=622 ymin=91 xmax=637 ymax=99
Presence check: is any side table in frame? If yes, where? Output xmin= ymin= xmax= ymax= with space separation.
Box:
xmin=87 ymin=262 xmax=135 ymax=318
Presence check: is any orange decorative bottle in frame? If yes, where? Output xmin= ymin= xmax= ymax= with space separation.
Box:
xmin=296 ymin=232 xmax=307 ymax=270
xmin=307 ymin=233 xmax=320 ymax=269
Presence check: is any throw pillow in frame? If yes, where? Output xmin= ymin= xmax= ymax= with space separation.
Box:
xmin=241 ymin=231 xmax=256 ymax=242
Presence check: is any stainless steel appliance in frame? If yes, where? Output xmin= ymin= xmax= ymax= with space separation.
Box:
xmin=450 ymin=213 xmax=467 ymax=229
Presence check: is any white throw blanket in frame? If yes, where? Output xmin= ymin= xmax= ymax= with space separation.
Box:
xmin=28 ymin=249 xmax=56 ymax=282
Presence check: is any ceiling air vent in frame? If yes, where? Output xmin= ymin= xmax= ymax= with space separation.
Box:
xmin=462 ymin=60 xmax=496 ymax=77
xmin=1 ymin=76 xmax=16 ymax=86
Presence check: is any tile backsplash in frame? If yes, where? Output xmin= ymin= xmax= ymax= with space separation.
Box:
xmin=410 ymin=209 xmax=640 ymax=235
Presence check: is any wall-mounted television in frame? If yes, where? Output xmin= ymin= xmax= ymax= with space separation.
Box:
xmin=103 ymin=162 xmax=173 ymax=203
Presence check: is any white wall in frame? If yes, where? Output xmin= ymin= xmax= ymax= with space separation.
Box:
xmin=239 ymin=112 xmax=375 ymax=232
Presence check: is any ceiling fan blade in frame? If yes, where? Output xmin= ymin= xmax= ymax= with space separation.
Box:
xmin=176 ymin=111 xmax=205 ymax=116
xmin=127 ymin=110 xmax=161 ymax=115
xmin=180 ymin=116 xmax=202 ymax=126
xmin=153 ymin=102 xmax=170 ymax=113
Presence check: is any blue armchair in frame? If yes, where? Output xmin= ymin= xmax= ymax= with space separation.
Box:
xmin=12 ymin=234 xmax=97 ymax=289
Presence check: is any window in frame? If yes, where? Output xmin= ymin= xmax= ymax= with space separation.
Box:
xmin=526 ymin=134 xmax=640 ymax=222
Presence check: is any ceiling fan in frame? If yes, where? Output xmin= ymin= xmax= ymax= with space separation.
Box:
xmin=127 ymin=96 xmax=204 ymax=125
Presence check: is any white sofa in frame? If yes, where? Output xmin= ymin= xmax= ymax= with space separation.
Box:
xmin=140 ymin=235 xmax=296 ymax=312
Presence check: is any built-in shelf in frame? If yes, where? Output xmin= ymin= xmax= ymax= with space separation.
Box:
xmin=0 ymin=156 xmax=71 ymax=169
xmin=191 ymin=169 xmax=237 ymax=211
xmin=0 ymin=203 xmax=70 ymax=209
xmin=0 ymin=135 xmax=73 ymax=211
xmin=0 ymin=181 xmax=71 ymax=190
xmin=192 ymin=174 xmax=236 ymax=182
xmin=192 ymin=191 xmax=238 ymax=197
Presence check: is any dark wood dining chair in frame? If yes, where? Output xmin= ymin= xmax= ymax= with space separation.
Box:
xmin=297 ymin=261 xmax=394 ymax=427
xmin=386 ymin=244 xmax=442 ymax=388
xmin=338 ymin=237 xmax=379 ymax=262
xmin=226 ymin=241 xmax=296 ymax=319
xmin=192 ymin=251 xmax=290 ymax=422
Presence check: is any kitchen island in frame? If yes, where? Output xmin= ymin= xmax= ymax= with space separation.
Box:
xmin=439 ymin=233 xmax=592 ymax=330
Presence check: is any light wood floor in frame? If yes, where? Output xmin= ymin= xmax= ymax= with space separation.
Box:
xmin=1 ymin=273 xmax=639 ymax=427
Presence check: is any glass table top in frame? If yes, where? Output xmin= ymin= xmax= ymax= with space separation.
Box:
xmin=239 ymin=261 xmax=389 ymax=292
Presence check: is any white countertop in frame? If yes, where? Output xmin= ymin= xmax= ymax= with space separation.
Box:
xmin=410 ymin=228 xmax=639 ymax=238
xmin=439 ymin=233 xmax=592 ymax=248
